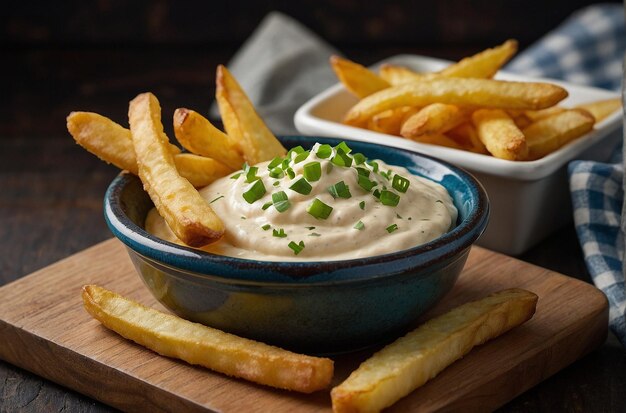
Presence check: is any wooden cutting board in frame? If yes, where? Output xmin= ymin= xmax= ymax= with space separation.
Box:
xmin=0 ymin=239 xmax=607 ymax=412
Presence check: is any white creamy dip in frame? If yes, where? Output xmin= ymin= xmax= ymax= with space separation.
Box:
xmin=146 ymin=142 xmax=458 ymax=261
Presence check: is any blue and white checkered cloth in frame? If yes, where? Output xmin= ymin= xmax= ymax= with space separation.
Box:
xmin=509 ymin=4 xmax=626 ymax=347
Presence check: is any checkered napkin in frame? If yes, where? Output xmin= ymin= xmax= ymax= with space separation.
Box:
xmin=509 ymin=4 xmax=626 ymax=347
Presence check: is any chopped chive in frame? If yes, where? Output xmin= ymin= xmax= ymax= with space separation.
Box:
xmin=288 ymin=240 xmax=305 ymax=255
xmin=392 ymin=174 xmax=410 ymax=193
xmin=281 ymin=158 xmax=291 ymax=170
xmin=367 ymin=160 xmax=379 ymax=173
xmin=261 ymin=224 xmax=271 ymax=231
xmin=359 ymin=200 xmax=365 ymax=210
xmin=273 ymin=228 xmax=287 ymax=238
xmin=380 ymin=169 xmax=393 ymax=180
xmin=358 ymin=174 xmax=377 ymax=192
xmin=285 ymin=167 xmax=295 ymax=179
xmin=242 ymin=180 xmax=266 ymax=204
xmin=209 ymin=195 xmax=224 ymax=204
xmin=272 ymin=191 xmax=291 ymax=213
xmin=352 ymin=153 xmax=366 ymax=165
xmin=380 ymin=190 xmax=400 ymax=206
xmin=269 ymin=167 xmax=284 ymax=179
xmin=262 ymin=201 xmax=273 ymax=210
xmin=303 ymin=161 xmax=322 ymax=182
xmin=326 ymin=163 xmax=334 ymax=173
xmin=240 ymin=216 xmax=246 ymax=220
xmin=305 ymin=226 xmax=316 ymax=230
xmin=273 ymin=181 xmax=280 ymax=187
xmin=294 ymin=150 xmax=310 ymax=164
xmin=316 ymin=144 xmax=333 ymax=159
xmin=268 ymin=157 xmax=283 ymax=169
xmin=245 ymin=166 xmax=259 ymax=183
xmin=386 ymin=224 xmax=399 ymax=233
xmin=308 ymin=232 xmax=321 ymax=237
xmin=335 ymin=141 xmax=352 ymax=154
xmin=372 ymin=189 xmax=381 ymax=199
xmin=356 ymin=167 xmax=370 ymax=177
xmin=332 ymin=148 xmax=352 ymax=167
xmin=287 ymin=146 xmax=305 ymax=158
xmin=328 ymin=181 xmax=352 ymax=199
xmin=289 ymin=178 xmax=312 ymax=195
xmin=354 ymin=220 xmax=365 ymax=230
xmin=307 ymin=198 xmax=333 ymax=220
xmin=230 ymin=172 xmax=242 ymax=180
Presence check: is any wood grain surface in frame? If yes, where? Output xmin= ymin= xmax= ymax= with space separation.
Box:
xmin=0 ymin=239 xmax=608 ymax=412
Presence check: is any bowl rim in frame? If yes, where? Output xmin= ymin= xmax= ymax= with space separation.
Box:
xmin=104 ymin=136 xmax=489 ymax=284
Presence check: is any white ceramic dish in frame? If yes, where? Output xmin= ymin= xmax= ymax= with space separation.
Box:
xmin=294 ymin=54 xmax=622 ymax=255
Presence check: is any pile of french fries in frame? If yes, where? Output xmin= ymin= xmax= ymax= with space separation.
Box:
xmin=331 ymin=40 xmax=621 ymax=161
xmin=69 ymin=62 xmax=540 ymax=411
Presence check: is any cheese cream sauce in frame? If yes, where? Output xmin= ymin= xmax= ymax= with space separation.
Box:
xmin=146 ymin=143 xmax=458 ymax=261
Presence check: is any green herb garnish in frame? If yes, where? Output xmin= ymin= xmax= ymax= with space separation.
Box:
xmin=245 ymin=165 xmax=259 ymax=183
xmin=261 ymin=224 xmax=271 ymax=231
xmin=357 ymin=174 xmax=376 ymax=192
xmin=328 ymin=181 xmax=351 ymax=199
xmin=359 ymin=201 xmax=365 ymax=210
xmin=332 ymin=148 xmax=352 ymax=167
xmin=287 ymin=146 xmax=305 ymax=158
xmin=242 ymin=180 xmax=266 ymax=204
xmin=268 ymin=157 xmax=283 ymax=169
xmin=354 ymin=221 xmax=365 ymax=230
xmin=285 ymin=167 xmax=295 ymax=179
xmin=307 ymin=198 xmax=333 ymax=220
xmin=386 ymin=224 xmax=399 ymax=233
xmin=272 ymin=191 xmax=291 ymax=213
xmin=392 ymin=174 xmax=410 ymax=193
xmin=352 ymin=153 xmax=366 ymax=165
xmin=316 ymin=144 xmax=333 ymax=159
xmin=335 ymin=141 xmax=352 ymax=154
xmin=273 ymin=228 xmax=287 ymax=238
xmin=289 ymin=178 xmax=312 ymax=195
xmin=269 ymin=167 xmax=284 ymax=179
xmin=294 ymin=150 xmax=310 ymax=164
xmin=288 ymin=240 xmax=305 ymax=255
xmin=303 ymin=161 xmax=322 ymax=182
xmin=230 ymin=172 xmax=242 ymax=180
xmin=209 ymin=195 xmax=224 ymax=204
xmin=262 ymin=201 xmax=272 ymax=210
xmin=380 ymin=190 xmax=400 ymax=206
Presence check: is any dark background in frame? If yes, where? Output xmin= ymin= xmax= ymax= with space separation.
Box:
xmin=1 ymin=1 xmax=625 ymax=412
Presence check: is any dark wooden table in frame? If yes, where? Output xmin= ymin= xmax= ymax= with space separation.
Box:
xmin=2 ymin=44 xmax=625 ymax=412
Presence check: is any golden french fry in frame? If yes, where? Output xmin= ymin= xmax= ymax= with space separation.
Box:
xmin=67 ymin=111 xmax=226 ymax=187
xmin=82 ymin=285 xmax=334 ymax=393
xmin=173 ymin=108 xmax=244 ymax=170
xmin=172 ymin=153 xmax=232 ymax=188
xmin=128 ymin=92 xmax=224 ymax=247
xmin=447 ymin=123 xmax=489 ymax=154
xmin=438 ymin=39 xmax=518 ymax=78
xmin=410 ymin=134 xmax=466 ymax=150
xmin=472 ymin=109 xmax=528 ymax=160
xmin=215 ymin=65 xmax=286 ymax=165
xmin=378 ymin=64 xmax=433 ymax=86
xmin=343 ymin=78 xmax=568 ymax=126
xmin=575 ymin=98 xmax=622 ymax=123
xmin=331 ymin=289 xmax=537 ymax=413
xmin=523 ymin=109 xmax=595 ymax=160
xmin=524 ymin=106 xmax=566 ymax=122
xmin=330 ymin=55 xmax=390 ymax=98
xmin=400 ymin=103 xmax=468 ymax=139
xmin=367 ymin=106 xmax=420 ymax=135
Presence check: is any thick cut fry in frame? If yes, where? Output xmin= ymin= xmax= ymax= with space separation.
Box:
xmin=439 ymin=39 xmax=518 ymax=78
xmin=82 ymin=285 xmax=333 ymax=393
xmin=67 ymin=111 xmax=226 ymax=187
xmin=472 ymin=109 xmax=528 ymax=160
xmin=331 ymin=289 xmax=537 ymax=413
xmin=378 ymin=64 xmax=433 ymax=86
xmin=522 ymin=109 xmax=595 ymax=160
xmin=173 ymin=108 xmax=244 ymax=170
xmin=447 ymin=123 xmax=489 ymax=154
xmin=523 ymin=106 xmax=566 ymax=122
xmin=343 ymin=78 xmax=568 ymax=125
xmin=575 ymin=98 xmax=621 ymax=122
xmin=330 ymin=55 xmax=390 ymax=98
xmin=367 ymin=106 xmax=420 ymax=135
xmin=400 ymin=103 xmax=468 ymax=138
xmin=216 ymin=65 xmax=286 ymax=165
xmin=128 ymin=92 xmax=224 ymax=247
xmin=410 ymin=134 xmax=466 ymax=150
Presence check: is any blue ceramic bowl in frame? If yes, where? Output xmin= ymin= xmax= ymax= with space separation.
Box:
xmin=104 ymin=136 xmax=489 ymax=354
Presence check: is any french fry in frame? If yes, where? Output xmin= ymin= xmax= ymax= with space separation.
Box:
xmin=216 ymin=65 xmax=286 ymax=165
xmin=330 ymin=55 xmax=390 ymax=98
xmin=82 ymin=285 xmax=334 ymax=393
xmin=367 ymin=106 xmax=420 ymax=135
xmin=523 ymin=106 xmax=566 ymax=122
xmin=379 ymin=64 xmax=433 ymax=86
xmin=411 ymin=134 xmax=466 ymax=150
xmin=128 ymin=92 xmax=224 ymax=247
xmin=400 ymin=103 xmax=468 ymax=139
xmin=438 ymin=39 xmax=518 ymax=78
xmin=331 ymin=289 xmax=537 ymax=413
xmin=173 ymin=108 xmax=244 ymax=170
xmin=343 ymin=78 xmax=568 ymax=126
xmin=472 ymin=109 xmax=528 ymax=160
xmin=575 ymin=98 xmax=622 ymax=122
xmin=447 ymin=123 xmax=489 ymax=154
xmin=523 ymin=109 xmax=595 ymax=160
xmin=67 ymin=111 xmax=229 ymax=187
